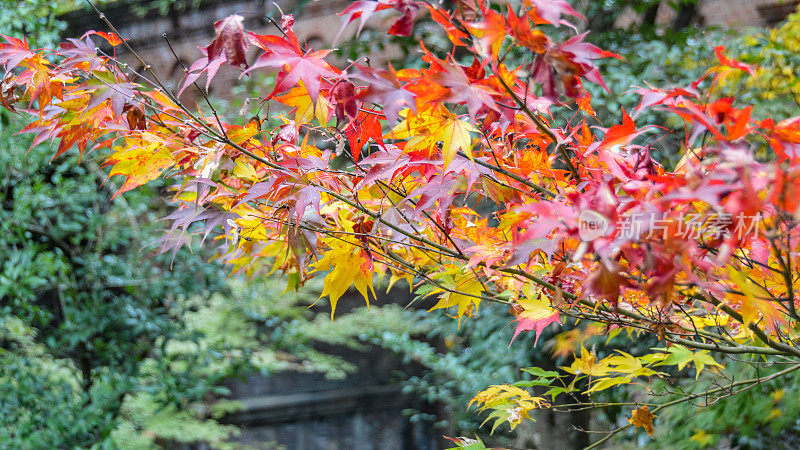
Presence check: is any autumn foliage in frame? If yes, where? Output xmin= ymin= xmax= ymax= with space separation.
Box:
xmin=4 ymin=0 xmax=800 ymax=443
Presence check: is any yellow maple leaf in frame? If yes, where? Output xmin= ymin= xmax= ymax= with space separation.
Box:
xmin=312 ymin=237 xmax=375 ymax=319
xmin=470 ymin=384 xmax=548 ymax=432
xmin=232 ymin=160 xmax=259 ymax=181
xmin=433 ymin=113 xmax=477 ymax=166
xmin=629 ymin=406 xmax=656 ymax=436
xmin=516 ymin=291 xmax=556 ymax=322
xmin=727 ymin=266 xmax=782 ymax=329
xmin=427 ymin=270 xmax=483 ymax=327
xmin=275 ymin=81 xmax=330 ymax=129
xmin=562 ymin=344 xmax=612 ymax=377
xmin=645 ymin=345 xmax=723 ymax=379
xmin=107 ymin=139 xmax=173 ymax=197
xmin=387 ymin=106 xmax=476 ymax=166
xmin=226 ymin=120 xmax=262 ymax=145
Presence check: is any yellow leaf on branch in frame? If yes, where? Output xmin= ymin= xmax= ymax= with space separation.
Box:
xmin=727 ymin=266 xmax=783 ymax=331
xmin=107 ymin=139 xmax=174 ymax=197
xmin=387 ymin=106 xmax=476 ymax=166
xmin=562 ymin=344 xmax=612 ymax=377
xmin=312 ymin=237 xmax=375 ymax=319
xmin=470 ymin=384 xmax=548 ymax=432
xmin=628 ymin=405 xmax=656 ymax=437
xmin=427 ymin=268 xmax=484 ymax=327
xmin=275 ymin=82 xmax=330 ymax=129
xmin=644 ymin=345 xmax=723 ymax=379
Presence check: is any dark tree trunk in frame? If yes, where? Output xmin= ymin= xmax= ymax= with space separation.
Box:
xmin=533 ymin=405 xmax=590 ymax=450
xmin=672 ymin=1 xmax=699 ymax=30
xmin=642 ymin=3 xmax=661 ymax=28
xmin=515 ymin=358 xmax=591 ymax=449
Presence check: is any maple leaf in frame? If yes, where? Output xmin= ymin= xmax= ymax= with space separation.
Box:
xmin=105 ymin=138 xmax=174 ymax=197
xmin=335 ymin=0 xmax=385 ymax=43
xmin=727 ymin=267 xmax=783 ymax=332
xmin=350 ymin=64 xmax=416 ymax=123
xmin=330 ymin=80 xmax=359 ymax=124
xmin=13 ymin=52 xmax=58 ymax=108
xmin=0 ymin=35 xmax=34 ymax=71
xmin=527 ymin=0 xmax=585 ymax=25
xmin=388 ymin=107 xmax=476 ymax=166
xmin=313 ymin=237 xmax=376 ymax=319
xmin=427 ymin=59 xmax=499 ymax=121
xmin=583 ymin=263 xmax=631 ymax=307
xmin=465 ymin=8 xmax=507 ymax=58
xmin=274 ymin=81 xmax=330 ymax=129
xmin=600 ymin=108 xmax=643 ymax=148
xmin=725 ymin=105 xmax=753 ymax=141
xmin=628 ymin=406 xmax=655 ymax=437
xmin=603 ymin=351 xmax=659 ymax=378
xmin=562 ymin=344 xmax=611 ymax=377
xmin=91 ymin=31 xmax=124 ymax=47
xmin=337 ymin=0 xmax=419 ymax=40
xmin=533 ymin=32 xmax=621 ymax=101
xmin=59 ymin=36 xmax=104 ymax=70
xmin=506 ymin=7 xmax=550 ymax=53
xmin=208 ymin=15 xmax=249 ymax=67
xmin=434 ymin=113 xmax=478 ymax=166
xmin=178 ymin=14 xmax=250 ymax=96
xmin=647 ymin=345 xmax=724 ymax=379
xmin=559 ymin=32 xmax=621 ymax=87
xmin=81 ymin=75 xmax=138 ymax=118
xmin=470 ymin=384 xmax=548 ymax=432
xmin=427 ymin=270 xmax=484 ymax=327
xmin=246 ymin=34 xmax=339 ymax=102
xmin=386 ymin=0 xmax=420 ymax=36
xmin=713 ymin=45 xmax=755 ymax=76
xmin=1 ymin=72 xmax=22 ymax=112
xmin=345 ymin=109 xmax=383 ymax=161
xmin=425 ymin=4 xmax=469 ymax=47
xmin=510 ymin=292 xmax=560 ymax=345
xmin=355 ymin=143 xmax=410 ymax=188
xmin=531 ymin=55 xmax=558 ymax=100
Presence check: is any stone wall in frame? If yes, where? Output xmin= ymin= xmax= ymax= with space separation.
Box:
xmin=701 ymin=0 xmax=799 ymax=27
xmin=617 ymin=0 xmax=799 ymax=29
xmin=222 ymin=342 xmax=438 ymax=450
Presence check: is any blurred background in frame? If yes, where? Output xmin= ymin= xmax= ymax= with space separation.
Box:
xmin=2 ymin=0 xmax=800 ymax=448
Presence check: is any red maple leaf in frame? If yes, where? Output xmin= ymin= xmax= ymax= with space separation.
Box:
xmin=425 ymin=4 xmax=469 ymax=47
xmin=178 ymin=14 xmax=250 ymax=95
xmin=426 ymin=59 xmax=498 ymax=121
xmin=386 ymin=0 xmax=420 ymax=36
xmin=600 ymin=109 xmax=641 ymax=148
xmin=336 ymin=0 xmax=420 ymax=41
xmin=207 ymin=15 xmax=249 ymax=68
xmin=345 ymin=109 xmax=383 ymax=161
xmin=335 ymin=1 xmax=386 ymax=43
xmin=0 ymin=35 xmax=34 ymax=71
xmin=350 ymin=64 xmax=416 ymax=123
xmin=528 ymin=0 xmax=584 ymax=26
xmin=714 ymin=45 xmax=755 ymax=76
xmin=331 ymin=80 xmax=359 ymax=124
xmin=246 ymin=34 xmax=339 ymax=102
xmin=506 ymin=7 xmax=550 ymax=53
